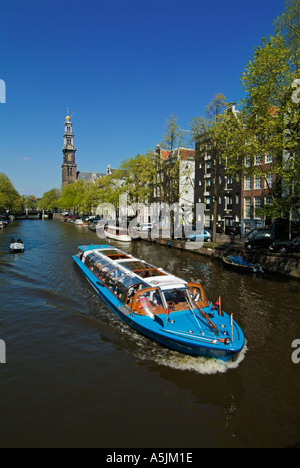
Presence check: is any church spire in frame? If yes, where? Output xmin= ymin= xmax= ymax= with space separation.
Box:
xmin=62 ymin=112 xmax=77 ymax=189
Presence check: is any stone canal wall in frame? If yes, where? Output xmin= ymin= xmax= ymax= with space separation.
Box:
xmin=142 ymin=238 xmax=300 ymax=280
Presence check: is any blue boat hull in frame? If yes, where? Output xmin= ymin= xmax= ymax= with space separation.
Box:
xmin=73 ymin=253 xmax=245 ymax=361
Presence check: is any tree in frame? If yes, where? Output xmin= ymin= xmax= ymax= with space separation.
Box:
xmin=158 ymin=115 xmax=186 ymax=237
xmin=0 ymin=173 xmax=23 ymax=212
xmin=190 ymin=94 xmax=230 ymax=242
xmin=38 ymin=189 xmax=61 ymax=211
xmin=58 ymin=180 xmax=88 ymax=212
xmin=240 ymin=30 xmax=300 ymax=225
xmin=23 ymin=195 xmax=38 ymax=211
xmin=274 ymin=0 xmax=300 ymax=70
xmin=119 ymin=152 xmax=155 ymax=207
xmin=160 ymin=114 xmax=184 ymax=155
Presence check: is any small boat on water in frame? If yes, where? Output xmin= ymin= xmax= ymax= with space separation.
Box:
xmin=73 ymin=245 xmax=245 ymax=361
xmin=9 ymin=239 xmax=25 ymax=253
xmin=223 ymin=255 xmax=264 ymax=274
xmin=104 ymin=225 xmax=132 ymax=242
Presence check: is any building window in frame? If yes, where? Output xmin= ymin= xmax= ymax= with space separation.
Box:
xmin=245 ymin=157 xmax=251 ymax=168
xmin=265 ymin=196 xmax=273 ymax=206
xmin=227 ymin=175 xmax=233 ymax=188
xmin=254 ymin=174 xmax=262 ymax=189
xmin=225 ymin=195 xmax=233 ymax=210
xmin=244 ymin=197 xmax=251 ymax=219
xmin=265 ymin=154 xmax=273 ymax=164
xmin=205 ymin=214 xmax=211 ymax=228
xmin=205 ymin=161 xmax=211 ymax=174
xmin=254 ymin=197 xmax=262 ymax=219
xmin=244 ymin=175 xmax=251 ymax=190
xmin=205 ymin=197 xmax=211 ymax=209
xmin=255 ymin=155 xmax=263 ymax=166
xmin=265 ymin=173 xmax=273 ymax=189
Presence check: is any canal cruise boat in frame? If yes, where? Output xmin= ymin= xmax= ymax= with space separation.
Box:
xmin=73 ymin=245 xmax=245 ymax=361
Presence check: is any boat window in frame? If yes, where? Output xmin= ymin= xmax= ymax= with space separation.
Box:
xmin=131 ymin=288 xmax=166 ymax=316
xmin=118 ymin=275 xmax=145 ymax=290
xmin=107 ymin=268 xmax=123 ymax=281
xmin=95 ymin=259 xmax=111 ymax=268
xmin=93 ymin=260 xmax=116 ymax=282
xmin=85 ymin=254 xmax=100 ymax=269
xmin=162 ymin=288 xmax=193 ymax=312
xmin=187 ymin=283 xmax=209 ymax=309
xmin=114 ymin=286 xmax=127 ymax=303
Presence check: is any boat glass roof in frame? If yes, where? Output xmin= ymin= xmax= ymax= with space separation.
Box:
xmin=98 ymin=249 xmax=124 ymax=256
xmin=118 ymin=260 xmax=153 ymax=271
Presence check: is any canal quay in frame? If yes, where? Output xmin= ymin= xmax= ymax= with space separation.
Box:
xmin=0 ymin=218 xmax=299 ymax=448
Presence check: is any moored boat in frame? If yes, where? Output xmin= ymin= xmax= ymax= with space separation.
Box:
xmin=104 ymin=225 xmax=132 ymax=242
xmin=74 ymin=218 xmax=84 ymax=225
xmin=73 ymin=245 xmax=245 ymax=361
xmin=223 ymin=255 xmax=263 ymax=274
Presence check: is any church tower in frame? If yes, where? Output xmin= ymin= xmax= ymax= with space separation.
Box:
xmin=62 ymin=113 xmax=77 ymax=189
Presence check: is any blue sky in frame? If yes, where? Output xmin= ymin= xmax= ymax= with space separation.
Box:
xmin=0 ymin=0 xmax=285 ymax=197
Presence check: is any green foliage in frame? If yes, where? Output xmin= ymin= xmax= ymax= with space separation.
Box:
xmin=118 ymin=152 xmax=155 ymax=205
xmin=0 ymin=173 xmax=23 ymax=212
xmin=38 ymin=189 xmax=61 ymax=211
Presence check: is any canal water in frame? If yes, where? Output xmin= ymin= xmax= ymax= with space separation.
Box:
xmin=0 ymin=219 xmax=299 ymax=448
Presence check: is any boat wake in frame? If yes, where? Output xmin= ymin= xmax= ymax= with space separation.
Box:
xmin=110 ymin=317 xmax=248 ymax=375
xmin=152 ymin=340 xmax=248 ymax=375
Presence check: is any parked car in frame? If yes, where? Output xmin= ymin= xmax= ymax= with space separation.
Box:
xmin=245 ymin=231 xmax=274 ymax=250
xmin=269 ymin=236 xmax=300 ymax=254
xmin=135 ymin=223 xmax=157 ymax=232
xmin=186 ymin=230 xmax=212 ymax=242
